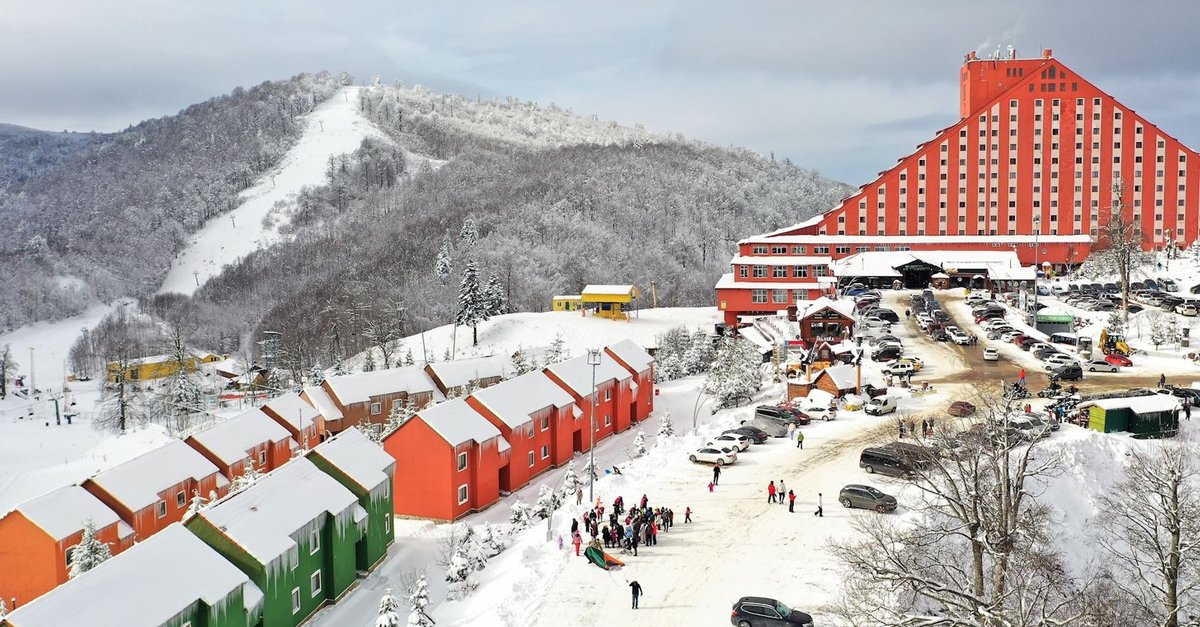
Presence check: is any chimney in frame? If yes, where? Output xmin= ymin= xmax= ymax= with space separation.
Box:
xmin=1042 ymin=48 xmax=1053 ymax=59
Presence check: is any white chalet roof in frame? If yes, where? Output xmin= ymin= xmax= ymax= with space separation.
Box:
xmin=799 ymin=297 xmax=856 ymax=320
xmin=302 ymin=385 xmax=344 ymax=422
xmin=413 ymin=398 xmax=502 ymax=447
xmin=581 ymin=284 xmax=636 ymax=296
xmin=263 ymin=392 xmax=323 ymax=430
xmin=469 ymin=371 xmax=576 ymax=429
xmin=308 ymin=427 xmax=395 ymax=493
xmin=4 ymin=525 xmax=260 ymax=627
xmin=818 ymin=364 xmax=859 ymax=390
xmin=188 ymin=409 xmax=294 ymax=466
xmin=14 ymin=485 xmax=132 ymax=541
xmin=544 ymin=352 xmax=632 ymax=397
xmin=606 ymin=339 xmax=654 ymax=373
xmin=87 ymin=441 xmax=224 ymax=512
xmin=715 ymin=273 xmax=825 ymax=291
xmin=729 ymin=255 xmax=833 ymax=266
xmin=199 ymin=458 xmax=360 ymax=563
xmin=426 ymin=355 xmax=512 ymax=390
xmin=1091 ymin=395 xmax=1181 ymax=414
xmin=322 ymin=366 xmax=445 ymax=405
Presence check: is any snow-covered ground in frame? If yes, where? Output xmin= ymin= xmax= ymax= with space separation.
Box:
xmin=158 ymin=86 xmax=387 ymax=296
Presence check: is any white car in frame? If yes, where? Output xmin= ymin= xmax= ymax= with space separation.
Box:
xmin=983 ymin=347 xmax=1000 ymax=361
xmin=1028 ymin=342 xmax=1055 ymax=354
xmin=1043 ymin=353 xmax=1078 ymax=369
xmin=800 ymin=404 xmax=837 ymax=421
xmin=1084 ymin=359 xmax=1120 ymax=372
xmin=689 ymin=447 xmax=737 ymax=465
xmin=862 ymin=315 xmax=892 ymax=329
xmin=1001 ymin=330 xmax=1023 ymax=342
xmin=949 ymin=330 xmax=972 ymax=345
xmin=884 ymin=361 xmax=915 ymax=376
xmin=707 ymin=433 xmax=751 ymax=451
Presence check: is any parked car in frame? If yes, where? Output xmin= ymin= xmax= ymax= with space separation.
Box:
xmin=859 ymin=444 xmax=934 ymax=479
xmin=948 ymin=400 xmax=977 ymax=417
xmin=689 ymin=447 xmax=736 ymax=465
xmin=875 ymin=309 xmax=900 ymax=323
xmin=1043 ymin=353 xmax=1078 ymax=369
xmin=1105 ymin=353 xmax=1133 ymax=367
xmin=708 ymin=433 xmax=752 ymax=451
xmin=1050 ymin=363 xmax=1084 ymax=381
xmin=931 ymin=329 xmax=951 ymax=342
xmin=949 ymin=329 xmax=972 ymax=345
xmin=724 ymin=426 xmax=769 ymax=444
xmin=872 ymin=346 xmax=903 ymax=361
xmin=1015 ymin=336 xmax=1040 ymax=350
xmin=883 ymin=361 xmax=915 ymax=376
xmin=1001 ymin=330 xmax=1023 ymax=342
xmin=742 ymin=419 xmax=789 ymax=438
xmin=896 ymin=357 xmax=924 ymax=371
xmin=755 ymin=405 xmax=811 ymax=426
xmin=798 ymin=403 xmax=836 ymax=421
xmin=1033 ymin=345 xmax=1062 ymax=361
xmin=982 ymin=347 xmax=1000 ymax=361
xmin=839 ymin=484 xmax=898 ymax=513
xmin=730 ymin=596 xmax=814 ymax=627
xmin=864 ymin=395 xmax=899 ymax=415
xmin=1007 ymin=415 xmax=1053 ymax=441
xmin=1085 ymin=359 xmax=1119 ymax=372
xmin=1177 ymin=303 xmax=1199 ymax=316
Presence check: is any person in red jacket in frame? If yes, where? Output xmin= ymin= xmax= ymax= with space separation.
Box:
xmin=767 ymin=481 xmax=777 ymax=503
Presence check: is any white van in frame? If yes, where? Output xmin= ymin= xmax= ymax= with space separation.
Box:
xmin=864 ymin=396 xmax=898 ymax=415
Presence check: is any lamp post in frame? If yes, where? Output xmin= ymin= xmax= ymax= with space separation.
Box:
xmin=1032 ymin=216 xmax=1040 ymax=328
xmin=586 ymin=348 xmax=602 ymax=503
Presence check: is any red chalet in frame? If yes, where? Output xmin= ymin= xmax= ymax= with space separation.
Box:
xmin=466 ymin=370 xmax=579 ymax=492
xmin=384 ymin=398 xmax=506 ymax=521
xmin=544 ymin=352 xmax=636 ymax=446
xmin=261 ymin=391 xmax=323 ymax=448
xmin=604 ymin=339 xmax=656 ymax=422
xmin=718 ymin=48 xmax=1200 ymax=326
xmin=317 ymin=367 xmax=445 ymax=435
xmin=184 ymin=408 xmax=296 ymax=481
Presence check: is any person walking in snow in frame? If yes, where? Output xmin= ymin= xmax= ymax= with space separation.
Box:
xmin=708 ymin=481 xmax=714 ymax=492
xmin=685 ymin=506 xmax=692 ymax=523
xmin=778 ymin=480 xmax=786 ymax=505
xmin=572 ymin=530 xmax=582 ymax=556
xmin=629 ymin=580 xmax=644 ymax=609
xmin=576 ymin=487 xmax=583 ymax=506
xmin=712 ymin=465 xmax=721 ymax=485
xmin=768 ymin=481 xmax=777 ymax=503
xmin=649 ymin=520 xmax=658 ymax=545
xmin=796 ymin=430 xmax=805 ymax=449
xmin=813 ymin=492 xmax=824 ymax=517
xmin=788 ymin=490 xmax=796 ymax=513
xmin=1160 ymin=373 xmax=1168 ymax=388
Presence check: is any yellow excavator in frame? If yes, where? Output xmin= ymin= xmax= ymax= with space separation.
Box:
xmin=1099 ymin=328 xmax=1131 ymax=356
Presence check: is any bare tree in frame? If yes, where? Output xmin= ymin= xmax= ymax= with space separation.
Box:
xmin=1093 ymin=179 xmax=1152 ymax=324
xmin=1095 ymin=441 xmax=1200 ymax=627
xmin=0 ymin=344 xmax=16 ymax=399
xmin=830 ymin=388 xmax=1083 ymax=626
xmin=98 ymin=343 xmax=145 ymax=434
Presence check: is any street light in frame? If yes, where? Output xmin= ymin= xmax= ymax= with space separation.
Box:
xmin=586 ymin=348 xmax=602 ymax=503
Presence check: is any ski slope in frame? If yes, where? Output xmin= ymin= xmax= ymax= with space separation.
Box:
xmin=158 ymin=86 xmax=387 ymax=296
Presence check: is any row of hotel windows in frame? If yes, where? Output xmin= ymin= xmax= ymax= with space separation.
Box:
xmin=750 ymin=289 xmax=805 ymax=305
xmin=739 ymin=265 xmax=829 ymax=278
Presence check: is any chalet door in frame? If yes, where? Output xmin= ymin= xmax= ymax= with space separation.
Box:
xmin=572 ymin=429 xmax=583 ymax=453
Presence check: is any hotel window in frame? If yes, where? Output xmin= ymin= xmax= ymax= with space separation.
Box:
xmin=791 ymin=246 xmax=806 ymax=254
xmin=835 ymin=246 xmax=851 ymax=254
xmin=739 ymin=266 xmax=748 ymax=278
xmin=771 ymin=245 xmax=787 ymax=254
xmin=771 ymin=289 xmax=788 ymax=304
xmin=751 ymin=289 xmax=767 ymax=304
xmin=458 ymin=484 xmax=469 ymax=504
xmin=752 ymin=245 xmax=767 ymax=254
xmin=772 ymin=266 xmax=787 ymax=278
xmin=815 ymin=266 xmax=828 ymax=277
xmin=157 ymin=501 xmax=167 ymax=518
xmin=813 ymin=246 xmax=830 ymax=254
xmin=457 ymin=452 xmax=468 ymax=471
xmin=528 ymin=451 xmax=535 ymax=467
xmin=793 ymin=267 xmax=808 ymax=278
xmin=752 ymin=265 xmax=766 ymax=278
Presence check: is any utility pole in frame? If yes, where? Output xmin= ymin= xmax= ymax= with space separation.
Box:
xmin=586 ymin=349 xmax=602 ymax=503
xmin=28 ymin=347 xmax=34 ymax=399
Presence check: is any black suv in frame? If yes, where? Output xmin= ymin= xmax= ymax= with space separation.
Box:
xmin=754 ymin=405 xmax=811 ymax=426
xmin=1050 ymin=363 xmax=1084 ymax=381
xmin=859 ymin=444 xmax=934 ymax=479
xmin=730 ymin=596 xmax=814 ymax=627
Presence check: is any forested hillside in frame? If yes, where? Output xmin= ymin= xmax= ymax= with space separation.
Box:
xmin=0 ymin=72 xmax=341 ymax=329
xmin=138 ymin=82 xmax=852 ymax=372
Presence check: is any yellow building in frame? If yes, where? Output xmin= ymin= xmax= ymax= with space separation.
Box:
xmin=581 ymin=285 xmax=639 ymax=320
xmin=106 ymin=354 xmax=199 ymax=383
xmin=551 ymin=295 xmax=583 ymax=311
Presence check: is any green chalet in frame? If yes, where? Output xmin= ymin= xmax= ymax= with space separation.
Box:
xmin=187 ymin=458 xmax=366 ymax=627
xmin=1 ymin=524 xmax=262 ymax=627
xmin=306 ymin=426 xmax=396 ymax=571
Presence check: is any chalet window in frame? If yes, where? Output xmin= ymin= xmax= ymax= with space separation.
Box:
xmin=258 ymin=451 xmax=266 ymax=465
xmin=770 ymin=245 xmax=787 ymax=254
xmin=370 ymin=402 xmax=382 ymax=415
xmin=526 ymin=425 xmax=533 ymax=438
xmin=540 ymin=416 xmax=549 ymax=431
xmin=457 ymin=484 xmax=469 ymax=504
xmin=604 ymin=415 xmax=611 ymax=427
xmin=751 ymin=289 xmax=767 ymax=304
xmin=541 ymin=445 xmax=550 ymax=460
xmin=528 ymin=451 xmax=535 ymax=467
xmin=457 ymin=452 xmax=468 ymax=471
xmin=292 ymin=588 xmax=302 ymax=614
xmin=310 ymin=528 xmax=320 ymax=554
xmin=157 ymin=501 xmax=167 ymax=519
xmin=791 ymin=246 xmax=806 ymax=254
xmin=176 ymin=490 xmax=186 ymax=508
xmin=310 ymin=570 xmax=322 ymax=597
xmin=751 ymin=245 xmax=768 ymax=254
xmin=738 ymin=266 xmax=747 ymax=278
xmin=752 ymin=265 xmax=766 ymax=278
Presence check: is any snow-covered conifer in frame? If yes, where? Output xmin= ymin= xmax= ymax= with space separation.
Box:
xmin=484 ymin=273 xmax=507 ymax=315
xmin=405 ymin=575 xmax=433 ymax=627
xmin=545 ymin=334 xmax=567 ymax=365
xmin=444 ymin=543 xmax=474 ymax=599
xmin=68 ymin=519 xmax=112 ymax=578
xmin=376 ymin=587 xmax=402 ymax=627
xmin=682 ymin=329 xmax=715 ymax=375
xmin=229 ymin=465 xmax=263 ymax=493
xmin=580 ymin=456 xmax=600 ymax=483
xmin=460 ymin=218 xmax=479 ymax=249
xmin=186 ymin=490 xmax=206 ymax=516
xmin=363 ymin=348 xmax=378 ymax=372
xmin=403 ymin=348 xmax=415 ymax=366
xmin=633 ymin=430 xmax=647 ymax=457
xmin=308 ymin=363 xmax=325 ymax=386
xmin=657 ymin=411 xmax=674 ymax=439
xmin=456 ymin=260 xmax=489 ymax=346
xmin=508 ymin=500 xmax=535 ymax=531
xmin=559 ymin=460 xmax=581 ymax=501
xmin=435 ymin=237 xmax=453 ymax=286
xmin=479 ymin=523 xmax=507 ymax=557
xmin=333 ymin=360 xmax=348 ymax=376
xmin=533 ymin=484 xmax=561 ymax=519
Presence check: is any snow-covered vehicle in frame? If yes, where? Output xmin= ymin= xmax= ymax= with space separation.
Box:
xmin=689 ymin=447 xmax=736 ymax=465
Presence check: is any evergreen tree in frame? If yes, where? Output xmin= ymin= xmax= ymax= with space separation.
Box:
xmin=229 ymin=465 xmax=263 ymax=493
xmin=385 ymin=396 xmax=417 ymax=435
xmin=308 ymin=363 xmax=325 ymax=386
xmin=435 ymin=234 xmax=454 ymax=286
xmin=1166 ymin=315 xmax=1182 ymax=349
xmin=511 ymin=349 xmax=533 ymax=376
xmin=363 ymin=348 xmax=378 ymax=372
xmin=68 ymin=519 xmax=112 ymax=578
xmin=479 ymin=523 xmax=507 ymax=557
xmin=704 ymin=336 xmax=762 ymax=409
xmin=0 ymin=597 xmax=7 ymax=619
xmin=508 ymin=500 xmax=535 ymax=530
xmin=460 ymin=217 xmax=479 ymax=249
xmin=442 ymin=347 xmax=451 ymax=361
xmin=682 ymin=329 xmax=715 ymax=375
xmin=456 ymin=260 xmax=489 ymax=346
xmin=1106 ymin=310 xmax=1125 ymax=335
xmin=484 ymin=273 xmax=508 ymax=315
xmin=580 ymin=456 xmax=600 ymax=483
xmin=559 ymin=460 xmax=581 ymax=501
xmin=533 ymin=484 xmax=562 ymax=519
xmin=1150 ymin=312 xmax=1167 ymax=350
xmin=186 ymin=489 xmax=206 ymax=516
xmin=376 ymin=587 xmax=403 ymax=627
xmin=633 ymin=430 xmax=647 ymax=457
xmin=403 ymin=348 xmax=415 ymax=366
xmin=545 ymin=334 xmax=567 ymax=365
xmin=405 ymin=575 xmax=433 ymax=627
xmin=654 ymin=353 xmax=683 ymax=383
xmin=657 ymin=411 xmax=674 ymax=439
xmin=444 ymin=543 xmax=473 ymax=599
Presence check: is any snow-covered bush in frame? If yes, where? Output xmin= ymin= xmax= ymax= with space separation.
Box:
xmin=508 ymin=500 xmax=535 ymax=531
xmin=633 ymin=430 xmax=647 ymax=457
xmin=479 ymin=523 xmax=508 ymax=557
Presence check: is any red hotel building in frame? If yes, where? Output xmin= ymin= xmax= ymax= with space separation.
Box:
xmin=717 ymin=48 xmax=1200 ymax=326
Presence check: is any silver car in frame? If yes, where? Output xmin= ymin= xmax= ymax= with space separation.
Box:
xmin=1085 ymin=359 xmax=1119 ymax=372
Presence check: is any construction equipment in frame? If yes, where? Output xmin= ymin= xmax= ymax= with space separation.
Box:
xmin=1099 ymin=328 xmax=1131 ymax=356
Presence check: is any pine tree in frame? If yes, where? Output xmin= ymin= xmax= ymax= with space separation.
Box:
xmin=705 ymin=336 xmax=762 ymax=409
xmin=186 ymin=489 xmax=206 ymax=516
xmin=682 ymin=329 xmax=715 ymax=376
xmin=479 ymin=523 xmax=507 ymax=557
xmin=511 ymin=349 xmax=533 ymax=376
xmin=376 ymin=587 xmax=403 ymax=627
xmin=1166 ymin=314 xmax=1182 ymax=349
xmin=460 ymin=218 xmax=479 ymax=249
xmin=657 ymin=411 xmax=674 ymax=439
xmin=229 ymin=465 xmax=263 ymax=493
xmin=405 ymin=575 xmax=433 ymax=627
xmin=308 ymin=363 xmax=325 ymax=386
xmin=385 ymin=396 xmax=417 ymax=435
xmin=68 ymin=519 xmax=113 ymax=578
xmin=1150 ymin=312 xmax=1167 ymax=350
xmin=363 ymin=348 xmax=378 ymax=372
xmin=464 ymin=532 xmax=489 ymax=572
xmin=456 ymin=260 xmax=489 ymax=346
xmin=580 ymin=456 xmax=600 ymax=483
xmin=654 ymin=353 xmax=682 ymax=383
xmin=545 ymin=334 xmax=567 ymax=365
xmin=559 ymin=460 xmax=581 ymax=501
xmin=484 ymin=273 xmax=507 ymax=315
xmin=403 ymin=348 xmax=415 ymax=366
xmin=435 ymin=234 xmax=454 ymax=286
xmin=0 ymin=598 xmax=7 ymax=619
xmin=633 ymin=430 xmax=647 ymax=457
xmin=508 ymin=500 xmax=535 ymax=530
xmin=533 ymin=484 xmax=562 ymax=519
xmin=444 ymin=543 xmax=473 ymax=599
xmin=333 ymin=360 xmax=348 ymax=376
xmin=363 ymin=422 xmax=385 ymax=445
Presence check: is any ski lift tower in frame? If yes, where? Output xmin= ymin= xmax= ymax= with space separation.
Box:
xmin=259 ymin=331 xmax=283 ymax=371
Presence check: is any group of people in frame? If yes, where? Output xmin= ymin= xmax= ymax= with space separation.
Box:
xmin=898 ymin=417 xmax=935 ymax=439
xmin=570 ymin=494 xmax=679 ymax=558
xmin=766 ymin=480 xmax=797 ymax=511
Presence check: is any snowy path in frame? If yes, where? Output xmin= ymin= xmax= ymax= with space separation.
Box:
xmin=158 ymin=86 xmax=387 ymax=296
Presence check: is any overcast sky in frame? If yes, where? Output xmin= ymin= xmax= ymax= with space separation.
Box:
xmin=4 ymin=0 xmax=1199 ymax=183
